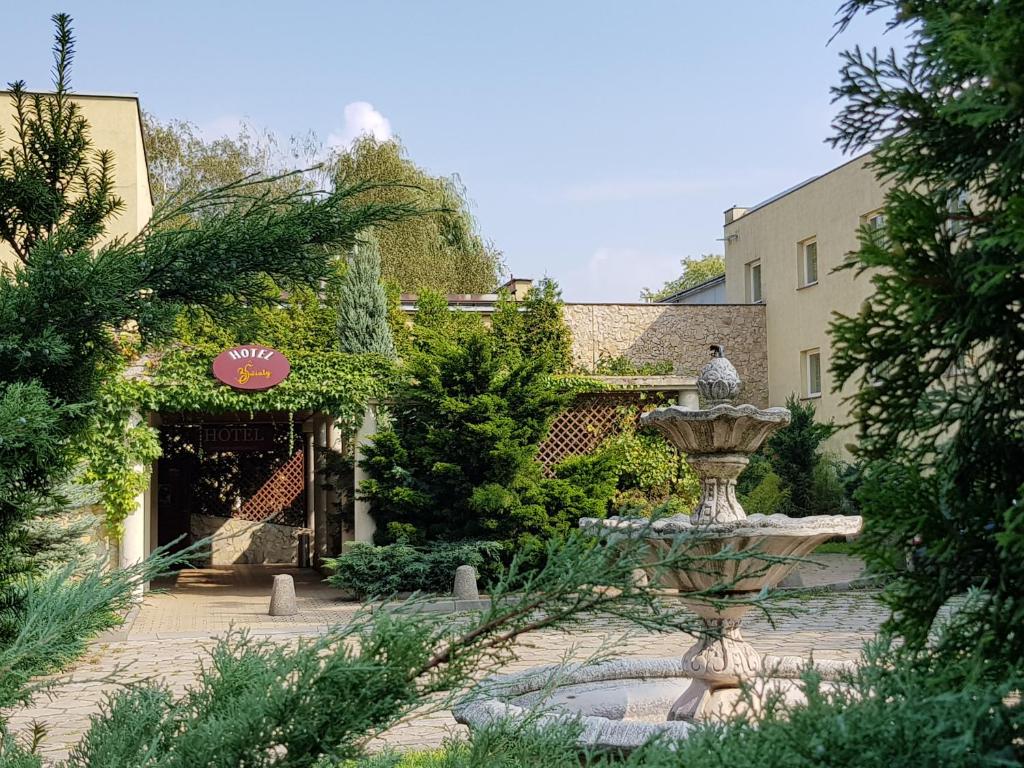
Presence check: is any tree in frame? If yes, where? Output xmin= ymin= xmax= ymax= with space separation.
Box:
xmin=641 ymin=254 xmax=725 ymax=302
xmin=0 ymin=14 xmax=414 ymax=670
xmin=336 ymin=232 xmax=396 ymax=357
xmin=359 ymin=328 xmax=609 ymax=555
xmin=829 ymin=0 xmax=1024 ymax=668
xmin=144 ymin=122 xmax=502 ymax=294
xmin=332 ymin=137 xmax=502 ymax=293
xmin=490 ymin=278 xmax=574 ymax=373
xmin=142 ymin=113 xmax=306 ymax=208
xmin=762 ymin=396 xmax=835 ymax=517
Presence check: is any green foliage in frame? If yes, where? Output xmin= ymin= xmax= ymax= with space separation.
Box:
xmin=0 ymin=17 xmax=123 ymax=264
xmin=762 ymin=396 xmax=836 ymax=517
xmin=324 ymin=540 xmax=496 ymax=598
xmin=360 ymin=328 xmax=586 ymax=556
xmin=80 ymin=379 xmax=160 ymax=538
xmin=735 ymin=402 xmax=848 ymax=518
xmin=489 ymin=279 xmax=575 ymax=373
xmin=829 ymin=0 xmax=1024 ymax=666
xmin=515 ymin=279 xmax=574 ymax=373
xmin=409 ymin=289 xmax=486 ymax=348
xmin=736 ymin=452 xmax=772 ymax=498
xmin=604 ymin=422 xmax=698 ymax=507
xmin=545 ymin=411 xmax=700 ymax=520
xmin=142 ymin=112 xmax=308 ymax=209
xmin=740 ymin=470 xmax=790 ymax=518
xmin=589 ymin=355 xmax=674 ymax=376
xmin=0 ymin=540 xmax=205 ymax=712
xmin=362 ymin=639 xmax=1023 ymax=767
xmin=148 ymin=350 xmax=393 ymax=431
xmin=332 ymin=137 xmax=502 ymax=292
xmin=641 ymin=253 xmax=725 ymax=302
xmin=337 ymin=234 xmax=397 ymax=358
xmin=0 ymin=14 xmax=415 ymax=682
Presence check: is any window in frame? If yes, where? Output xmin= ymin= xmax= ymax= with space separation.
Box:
xmin=746 ymin=260 xmax=762 ymax=303
xmin=861 ymin=210 xmax=889 ymax=247
xmin=947 ymin=190 xmax=970 ymax=236
xmin=799 ymin=238 xmax=818 ymax=287
xmin=803 ymin=349 xmax=822 ymax=398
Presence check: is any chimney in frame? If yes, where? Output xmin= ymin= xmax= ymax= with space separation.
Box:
xmin=724 ymin=206 xmax=747 ymax=225
xmin=501 ymin=276 xmax=534 ymax=301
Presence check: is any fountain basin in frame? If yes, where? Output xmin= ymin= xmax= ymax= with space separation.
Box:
xmin=581 ymin=513 xmax=863 ymax=593
xmin=640 ymin=404 xmax=791 ymax=456
xmin=454 ymin=656 xmax=855 ymax=752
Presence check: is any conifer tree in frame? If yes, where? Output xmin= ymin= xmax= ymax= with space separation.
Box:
xmin=0 ymin=14 xmax=414 ymax=665
xmin=829 ymin=0 xmax=1024 ymax=669
xmin=337 ymin=233 xmax=396 ymax=358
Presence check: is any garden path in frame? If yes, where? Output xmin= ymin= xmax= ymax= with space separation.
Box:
xmin=5 ymin=560 xmax=884 ymax=764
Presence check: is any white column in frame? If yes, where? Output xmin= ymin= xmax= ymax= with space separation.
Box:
xmin=301 ymin=420 xmax=316 ymax=565
xmin=119 ymin=411 xmax=150 ymax=598
xmin=326 ymin=419 xmax=350 ymax=550
xmin=677 ymin=386 xmax=700 ymax=410
xmin=314 ymin=416 xmax=329 ymax=563
xmin=353 ymin=402 xmax=378 ymax=543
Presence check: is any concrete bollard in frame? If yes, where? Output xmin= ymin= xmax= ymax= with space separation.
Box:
xmin=268 ymin=574 xmax=298 ymax=616
xmin=453 ymin=565 xmax=479 ymax=601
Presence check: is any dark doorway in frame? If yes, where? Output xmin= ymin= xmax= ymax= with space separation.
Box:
xmin=156 ymin=415 xmax=307 ymax=556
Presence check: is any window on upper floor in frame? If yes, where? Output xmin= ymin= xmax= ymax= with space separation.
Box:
xmin=799 ymin=238 xmax=818 ymax=287
xmin=947 ymin=190 xmax=970 ymax=237
xmin=860 ymin=209 xmax=889 ymax=247
xmin=745 ymin=260 xmax=762 ymax=303
xmin=803 ymin=348 xmax=822 ymax=398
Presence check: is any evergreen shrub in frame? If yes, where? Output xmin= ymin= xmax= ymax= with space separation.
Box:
xmin=359 ymin=328 xmax=597 ymax=558
xmin=324 ymin=540 xmax=495 ymax=598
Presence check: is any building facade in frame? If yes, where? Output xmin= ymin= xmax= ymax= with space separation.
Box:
xmin=0 ymin=93 xmax=153 ymax=268
xmin=722 ymin=152 xmax=889 ymax=453
xmin=656 ymin=274 xmax=726 ymax=305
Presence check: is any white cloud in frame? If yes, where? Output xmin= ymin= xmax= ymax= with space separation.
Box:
xmin=327 ymin=101 xmax=393 ymax=149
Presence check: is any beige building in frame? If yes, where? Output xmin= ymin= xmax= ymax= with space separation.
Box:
xmin=0 ymin=92 xmax=152 ymax=268
xmin=723 ymin=152 xmax=889 ymax=454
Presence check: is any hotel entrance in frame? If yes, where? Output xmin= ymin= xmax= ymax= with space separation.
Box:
xmin=154 ymin=412 xmax=346 ymax=567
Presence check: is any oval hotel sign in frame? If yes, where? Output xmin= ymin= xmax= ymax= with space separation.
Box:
xmin=212 ymin=345 xmax=291 ymax=391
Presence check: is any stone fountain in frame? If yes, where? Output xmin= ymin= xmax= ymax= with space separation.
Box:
xmin=453 ymin=345 xmax=863 ymax=751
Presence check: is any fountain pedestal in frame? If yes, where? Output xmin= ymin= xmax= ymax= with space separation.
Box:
xmin=678 ymin=598 xmax=761 ymax=685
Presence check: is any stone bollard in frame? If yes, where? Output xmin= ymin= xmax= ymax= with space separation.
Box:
xmin=268 ymin=574 xmax=298 ymax=616
xmin=453 ymin=565 xmax=479 ymax=601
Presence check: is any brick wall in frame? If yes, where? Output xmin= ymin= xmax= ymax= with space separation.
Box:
xmin=562 ymin=303 xmax=768 ymax=407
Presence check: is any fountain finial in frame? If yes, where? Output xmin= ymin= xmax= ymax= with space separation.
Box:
xmin=697 ymin=343 xmax=741 ymax=405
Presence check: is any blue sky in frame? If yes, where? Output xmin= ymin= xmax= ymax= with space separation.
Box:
xmin=1 ymin=1 xmax=902 ymax=301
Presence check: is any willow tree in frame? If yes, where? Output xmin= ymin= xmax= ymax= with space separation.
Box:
xmin=0 ymin=15 xmax=415 ymax=656
xmin=332 ymin=137 xmax=502 ymax=293
xmin=829 ymin=0 xmax=1024 ymax=671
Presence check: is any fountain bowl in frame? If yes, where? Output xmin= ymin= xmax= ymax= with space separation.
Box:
xmin=640 ymin=404 xmax=791 ymax=456
xmin=581 ymin=513 xmax=863 ymax=593
xmin=453 ymin=655 xmax=856 ymax=752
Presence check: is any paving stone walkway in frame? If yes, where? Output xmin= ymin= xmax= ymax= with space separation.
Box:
xmin=4 ymin=559 xmax=886 ymax=764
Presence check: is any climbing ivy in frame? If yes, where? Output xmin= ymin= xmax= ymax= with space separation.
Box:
xmin=80 ymin=378 xmax=160 ymax=538
xmin=82 ymin=347 xmax=395 ymax=538
xmin=145 ymin=348 xmax=394 ymax=430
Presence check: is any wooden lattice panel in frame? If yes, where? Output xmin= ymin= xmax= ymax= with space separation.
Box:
xmin=236 ymin=449 xmax=305 ymax=523
xmin=537 ymin=392 xmax=672 ymax=472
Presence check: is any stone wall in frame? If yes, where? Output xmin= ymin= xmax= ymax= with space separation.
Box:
xmin=191 ymin=514 xmax=309 ymax=565
xmin=563 ymin=303 xmax=768 ymax=406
